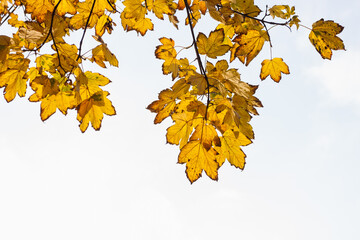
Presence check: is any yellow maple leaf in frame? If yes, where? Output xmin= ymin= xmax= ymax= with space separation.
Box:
xmin=234 ymin=30 xmax=268 ymax=66
xmin=309 ymin=19 xmax=345 ymax=60
xmin=216 ymin=129 xmax=250 ymax=169
xmin=123 ymin=0 xmax=146 ymax=20
xmin=0 ymin=55 xmax=29 ymax=102
xmin=197 ymin=29 xmax=231 ymax=59
xmin=55 ymin=0 xmax=77 ymax=16
xmin=24 ymin=0 xmax=54 ymax=23
xmin=230 ymin=0 xmax=261 ymax=17
xmin=166 ymin=111 xmax=195 ymax=148
xmin=91 ymin=43 xmax=119 ymax=68
xmin=93 ymin=0 xmax=115 ymax=15
xmin=29 ymin=73 xmax=76 ymax=120
xmin=0 ymin=69 xmax=28 ymax=102
xmin=134 ymin=18 xmax=154 ymax=36
xmin=269 ymin=5 xmax=288 ymax=19
xmin=18 ymin=21 xmax=47 ymax=49
xmin=189 ymin=123 xmax=218 ymax=150
xmin=77 ymin=90 xmax=116 ymax=132
xmin=155 ymin=37 xmax=179 ymax=79
xmin=147 ymin=89 xmax=176 ymax=124
xmin=95 ymin=15 xmax=114 ymax=36
xmin=178 ymin=140 xmax=219 ymax=183
xmin=0 ymin=35 xmax=11 ymax=61
xmin=260 ymin=58 xmax=290 ymax=82
xmin=75 ymin=70 xmax=111 ymax=101
xmin=147 ymin=0 xmax=174 ymax=20
xmin=70 ymin=1 xmax=99 ymax=30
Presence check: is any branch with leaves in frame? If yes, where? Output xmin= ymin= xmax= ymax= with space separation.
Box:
xmin=0 ymin=0 xmax=345 ymax=183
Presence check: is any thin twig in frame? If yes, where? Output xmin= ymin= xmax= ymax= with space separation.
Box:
xmin=0 ymin=5 xmax=17 ymax=26
xmin=35 ymin=0 xmax=63 ymax=51
xmin=77 ymin=0 xmax=96 ymax=61
xmin=106 ymin=0 xmax=120 ymax=13
xmin=184 ymin=0 xmax=210 ymax=120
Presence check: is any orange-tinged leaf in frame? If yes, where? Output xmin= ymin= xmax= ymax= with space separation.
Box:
xmin=197 ymin=29 xmax=230 ymax=59
xmin=309 ymin=19 xmax=345 ymax=60
xmin=178 ymin=140 xmax=219 ymax=183
xmin=260 ymin=58 xmax=290 ymax=82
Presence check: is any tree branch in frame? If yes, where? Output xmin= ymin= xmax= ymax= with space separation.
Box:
xmin=77 ymin=0 xmax=96 ymax=61
xmin=184 ymin=0 xmax=210 ymax=120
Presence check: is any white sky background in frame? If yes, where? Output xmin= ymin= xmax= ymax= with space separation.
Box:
xmin=1 ymin=0 xmax=360 ymax=239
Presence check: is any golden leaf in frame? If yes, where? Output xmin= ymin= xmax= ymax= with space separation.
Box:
xmin=309 ymin=19 xmax=345 ymax=60
xmin=0 ymin=35 xmax=11 ymax=61
xmin=234 ymin=30 xmax=268 ymax=66
xmin=55 ymin=0 xmax=77 ymax=16
xmin=0 ymin=69 xmax=28 ymax=102
xmin=147 ymin=89 xmax=176 ymax=124
xmin=166 ymin=111 xmax=195 ymax=148
xmin=24 ymin=0 xmax=54 ymax=23
xmin=197 ymin=29 xmax=231 ymax=59
xmin=91 ymin=43 xmax=119 ymax=68
xmin=77 ymin=91 xmax=116 ymax=132
xmin=178 ymin=140 xmax=219 ymax=183
xmin=260 ymin=58 xmax=290 ymax=82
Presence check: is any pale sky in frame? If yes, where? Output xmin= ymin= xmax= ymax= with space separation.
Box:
xmin=0 ymin=0 xmax=359 ymax=239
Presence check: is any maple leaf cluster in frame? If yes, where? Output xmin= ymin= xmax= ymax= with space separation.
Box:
xmin=0 ymin=0 xmax=344 ymax=183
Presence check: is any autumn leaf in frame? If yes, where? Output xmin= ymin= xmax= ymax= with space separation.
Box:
xmin=166 ymin=111 xmax=195 ymax=148
xmin=309 ymin=19 xmax=345 ymax=60
xmin=55 ymin=0 xmax=77 ymax=16
xmin=24 ymin=0 xmax=54 ymax=23
xmin=178 ymin=140 xmax=219 ymax=183
xmin=147 ymin=0 xmax=175 ymax=20
xmin=234 ymin=30 xmax=268 ymax=66
xmin=0 ymin=69 xmax=28 ymax=102
xmin=77 ymin=91 xmax=116 ymax=132
xmin=216 ymin=129 xmax=250 ymax=169
xmin=197 ymin=29 xmax=231 ymax=59
xmin=91 ymin=43 xmax=119 ymax=68
xmin=260 ymin=58 xmax=290 ymax=82
xmin=147 ymin=89 xmax=176 ymax=124
xmin=155 ymin=37 xmax=179 ymax=79
xmin=0 ymin=35 xmax=11 ymax=61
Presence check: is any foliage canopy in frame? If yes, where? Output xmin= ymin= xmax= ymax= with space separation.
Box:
xmin=0 ymin=0 xmax=345 ymax=183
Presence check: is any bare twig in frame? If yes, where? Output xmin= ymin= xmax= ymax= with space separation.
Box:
xmin=77 ymin=0 xmax=96 ymax=61
xmin=184 ymin=0 xmax=210 ymax=120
